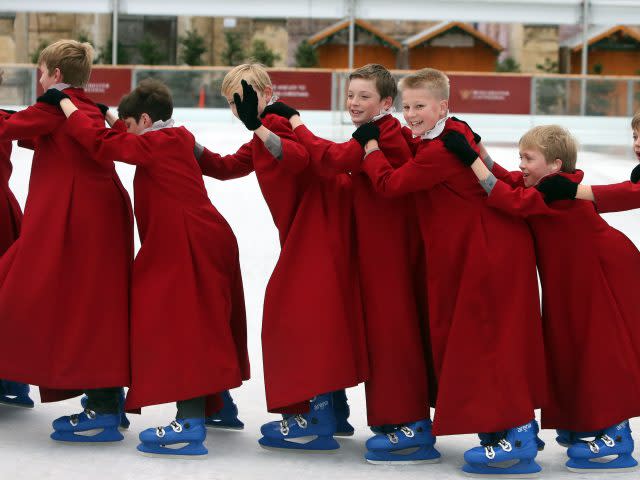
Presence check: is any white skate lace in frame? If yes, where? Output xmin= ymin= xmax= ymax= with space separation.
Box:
xmin=386 ymin=425 xmax=415 ymax=444
xmin=588 ymin=434 xmax=615 ymax=453
xmin=155 ymin=420 xmax=183 ymax=438
xmin=70 ymin=408 xmax=96 ymax=426
xmin=485 ymin=439 xmax=512 ymax=459
xmin=279 ymin=415 xmax=307 ymax=435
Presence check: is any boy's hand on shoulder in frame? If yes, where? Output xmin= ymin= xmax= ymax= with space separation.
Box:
xmin=233 ymin=79 xmax=262 ymax=131
xmin=261 ymin=101 xmax=299 ymax=120
xmin=630 ymin=164 xmax=640 ymax=184
xmin=451 ymin=116 xmax=481 ymax=144
xmin=442 ymin=130 xmax=478 ymax=166
xmin=535 ymin=175 xmax=578 ymax=203
xmin=96 ymin=103 xmax=109 ymax=117
xmin=352 ymin=122 xmax=380 ymax=148
xmin=36 ymin=88 xmax=70 ymax=106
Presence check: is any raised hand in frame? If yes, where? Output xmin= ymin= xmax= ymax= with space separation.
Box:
xmin=233 ymin=79 xmax=262 ymax=131
xmin=630 ymin=164 xmax=640 ymax=184
xmin=442 ymin=130 xmax=479 ymax=166
xmin=535 ymin=175 xmax=578 ymax=202
xmin=450 ymin=116 xmax=481 ymax=144
xmin=352 ymin=122 xmax=380 ymax=147
xmin=36 ymin=88 xmax=70 ymax=106
xmin=261 ymin=101 xmax=300 ymax=120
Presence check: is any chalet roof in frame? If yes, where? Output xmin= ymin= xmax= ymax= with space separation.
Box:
xmin=308 ymin=18 xmax=402 ymax=50
xmin=403 ymin=21 xmax=503 ymax=51
xmin=561 ymin=25 xmax=640 ymax=52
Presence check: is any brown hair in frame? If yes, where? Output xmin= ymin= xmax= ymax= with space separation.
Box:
xmin=348 ymin=63 xmax=398 ymax=101
xmin=118 ymin=78 xmax=173 ymax=122
xmin=38 ymin=39 xmax=94 ymax=87
xmin=632 ymin=111 xmax=640 ymax=131
xmin=399 ymin=68 xmax=450 ymax=101
xmin=519 ymin=125 xmax=578 ymax=173
xmin=221 ymin=63 xmax=272 ymax=97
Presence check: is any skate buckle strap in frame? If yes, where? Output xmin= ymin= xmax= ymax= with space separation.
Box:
xmin=588 ymin=434 xmax=615 ymax=453
xmin=400 ymin=426 xmax=415 ymax=438
xmin=485 ymin=439 xmax=512 ymax=459
xmin=156 ymin=427 xmax=166 ymax=438
xmin=386 ymin=432 xmax=399 ymax=444
xmin=70 ymin=408 xmax=96 ymax=426
xmin=170 ymin=420 xmax=183 ymax=433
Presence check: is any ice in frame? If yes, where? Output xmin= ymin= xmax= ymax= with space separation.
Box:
xmin=2 ymin=109 xmax=640 ymax=479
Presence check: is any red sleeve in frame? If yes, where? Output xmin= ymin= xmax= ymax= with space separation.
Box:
xmin=263 ymin=115 xmax=309 ymax=174
xmin=401 ymin=126 xmax=419 ymax=155
xmin=490 ymin=161 xmax=522 ymax=186
xmin=294 ymin=124 xmax=362 ymax=176
xmin=0 ymin=102 xmax=62 ymax=141
xmin=592 ymin=181 xmax=640 ymax=213
xmin=362 ymin=140 xmax=454 ymax=197
xmin=66 ymin=110 xmax=152 ymax=167
xmin=112 ymin=119 xmax=128 ymax=132
xmin=198 ymin=143 xmax=254 ymax=180
xmin=486 ymin=180 xmax=555 ymax=218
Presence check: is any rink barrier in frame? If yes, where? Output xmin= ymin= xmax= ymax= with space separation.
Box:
xmin=1 ymin=64 xmax=639 ymax=118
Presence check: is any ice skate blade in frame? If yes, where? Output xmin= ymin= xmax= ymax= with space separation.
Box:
xmin=50 ymin=429 xmax=124 ymax=444
xmin=205 ymin=423 xmax=244 ymax=431
xmin=366 ymin=457 xmax=441 ymax=465
xmin=259 ymin=444 xmax=339 ymax=454
xmin=0 ymin=399 xmax=34 ymax=409
xmin=138 ymin=451 xmax=208 ymax=459
xmin=567 ymin=466 xmax=638 ymax=474
xmin=463 ymin=472 xmax=540 ymax=479
xmin=335 ymin=431 xmax=354 ymax=437
xmin=463 ymin=460 xmax=542 ymax=478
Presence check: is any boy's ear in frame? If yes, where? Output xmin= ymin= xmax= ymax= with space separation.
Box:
xmin=263 ymin=85 xmax=273 ymax=100
xmin=552 ymin=158 xmax=563 ymax=172
xmin=53 ymin=67 xmax=63 ymax=84
xmin=439 ymin=99 xmax=449 ymax=116
xmin=140 ymin=113 xmax=153 ymax=128
xmin=381 ymin=96 xmax=393 ymax=110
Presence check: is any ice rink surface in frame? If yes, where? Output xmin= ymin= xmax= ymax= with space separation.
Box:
xmin=1 ymin=109 xmax=640 ymax=479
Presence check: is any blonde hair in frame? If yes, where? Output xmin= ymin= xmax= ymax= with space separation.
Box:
xmin=38 ymin=39 xmax=94 ymax=87
xmin=221 ymin=63 xmax=272 ymax=97
xmin=632 ymin=111 xmax=640 ymax=131
xmin=399 ymin=68 xmax=450 ymax=101
xmin=519 ymin=125 xmax=578 ymax=173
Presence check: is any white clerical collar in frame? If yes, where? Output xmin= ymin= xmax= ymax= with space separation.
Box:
xmin=142 ymin=118 xmax=175 ymax=134
xmin=52 ymin=82 xmax=71 ymax=91
xmin=419 ymin=114 xmax=449 ymax=140
xmin=353 ymin=108 xmax=393 ymax=127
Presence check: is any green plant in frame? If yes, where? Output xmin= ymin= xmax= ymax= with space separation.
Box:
xmin=587 ymin=64 xmax=616 ymax=116
xmin=495 ymin=57 xmax=521 ymax=73
xmin=138 ymin=35 xmax=167 ymax=65
xmin=536 ymin=58 xmax=559 ymax=73
xmin=294 ymin=40 xmax=318 ymax=68
xmin=179 ymin=29 xmax=207 ymax=66
xmin=98 ymin=38 xmax=130 ymax=65
xmin=30 ymin=39 xmax=50 ymax=64
xmin=221 ymin=32 xmax=245 ymax=66
xmin=248 ymin=39 xmax=281 ymax=67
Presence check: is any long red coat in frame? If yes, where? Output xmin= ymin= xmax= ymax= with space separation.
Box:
xmin=488 ymin=169 xmax=640 ymax=431
xmin=294 ymin=115 xmax=430 ymax=426
xmin=0 ymin=90 xmax=133 ymax=399
xmin=592 ymin=180 xmax=640 ymax=213
xmin=199 ymin=114 xmax=368 ymax=413
xmin=0 ymin=116 xmax=22 ymax=253
xmin=65 ymin=111 xmax=249 ymax=411
xmin=363 ymin=118 xmax=546 ymax=435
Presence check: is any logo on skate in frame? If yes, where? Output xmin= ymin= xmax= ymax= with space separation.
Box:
xmin=314 ymin=401 xmax=329 ymax=411
xmin=517 ymin=423 xmax=532 ymax=433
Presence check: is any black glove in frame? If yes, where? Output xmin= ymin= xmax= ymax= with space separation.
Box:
xmin=631 ymin=164 xmax=640 ymax=184
xmin=352 ymin=122 xmax=380 ymax=148
xmin=535 ymin=175 xmax=578 ymax=203
xmin=261 ymin=101 xmax=299 ymax=120
xmin=0 ymin=109 xmax=17 ymax=115
xmin=36 ymin=88 xmax=70 ymax=106
xmin=233 ymin=79 xmax=262 ymax=131
xmin=442 ymin=130 xmax=479 ymax=166
xmin=96 ymin=103 xmax=109 ymax=117
xmin=451 ymin=116 xmax=481 ymax=144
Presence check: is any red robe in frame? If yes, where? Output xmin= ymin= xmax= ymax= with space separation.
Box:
xmin=293 ymin=115 xmax=430 ymax=426
xmin=199 ymin=114 xmax=368 ymax=413
xmin=363 ymin=118 xmax=546 ymax=435
xmin=0 ymin=90 xmax=133 ymax=399
xmin=488 ymin=169 xmax=640 ymax=431
xmin=64 ymin=111 xmax=249 ymax=411
xmin=592 ymin=180 xmax=640 ymax=213
xmin=0 ymin=115 xmax=21 ymax=253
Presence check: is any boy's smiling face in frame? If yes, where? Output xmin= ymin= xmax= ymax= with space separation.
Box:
xmin=401 ymin=87 xmax=448 ymax=137
xmin=226 ymin=82 xmax=273 ymax=120
xmin=633 ymin=128 xmax=640 ymax=161
xmin=346 ymin=78 xmax=392 ymax=125
xmin=519 ymin=147 xmax=562 ymax=187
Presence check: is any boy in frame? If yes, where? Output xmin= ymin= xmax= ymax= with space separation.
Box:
xmin=199 ymin=64 xmax=368 ymax=452
xmin=0 ymin=71 xmax=33 ymax=408
xmin=264 ymin=64 xmax=432 ymax=464
xmin=444 ymin=124 xmax=640 ymax=473
xmin=39 ymin=78 xmax=250 ymax=458
xmin=362 ymin=68 xmax=546 ymax=476
xmin=0 ymin=40 xmax=133 ymax=442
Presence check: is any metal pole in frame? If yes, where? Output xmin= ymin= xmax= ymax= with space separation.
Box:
xmin=580 ymin=0 xmax=589 ymax=115
xmin=348 ymin=0 xmax=355 ymax=70
xmin=112 ymin=0 xmax=119 ymax=65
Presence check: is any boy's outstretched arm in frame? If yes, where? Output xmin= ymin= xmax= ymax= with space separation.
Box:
xmin=0 ymin=90 xmax=65 ymax=142
xmin=195 ymin=142 xmax=254 ymax=180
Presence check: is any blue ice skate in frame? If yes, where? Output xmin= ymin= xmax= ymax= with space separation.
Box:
xmin=480 ymin=420 xmax=545 ymax=451
xmin=50 ymin=408 xmax=123 ymax=443
xmin=0 ymin=380 xmax=34 ymax=408
xmin=205 ymin=390 xmax=244 ymax=430
xmin=555 ymin=429 xmax=602 ymax=447
xmin=259 ymin=393 xmax=339 ymax=452
xmin=81 ymin=387 xmax=129 ymax=429
xmin=566 ymin=420 xmax=638 ymax=473
xmin=137 ymin=418 xmax=207 ymax=458
xmin=333 ymin=389 xmax=354 ymax=437
xmin=463 ymin=420 xmax=542 ymax=477
xmin=365 ymin=419 xmax=441 ymax=465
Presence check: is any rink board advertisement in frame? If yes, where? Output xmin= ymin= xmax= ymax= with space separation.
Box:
xmin=268 ymin=71 xmax=333 ymax=111
xmin=448 ymin=75 xmax=532 ymax=115
xmin=35 ymin=68 xmax=132 ymax=105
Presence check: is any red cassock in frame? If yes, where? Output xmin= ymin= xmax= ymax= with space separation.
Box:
xmin=64 ymin=111 xmax=249 ymax=411
xmin=0 ymin=118 xmax=22 ymax=254
xmin=363 ymin=118 xmax=546 ymax=436
xmin=0 ymin=90 xmax=133 ymax=400
xmin=293 ymin=114 xmax=430 ymax=426
xmin=198 ymin=113 xmax=368 ymax=413
xmin=488 ymin=169 xmax=640 ymax=431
